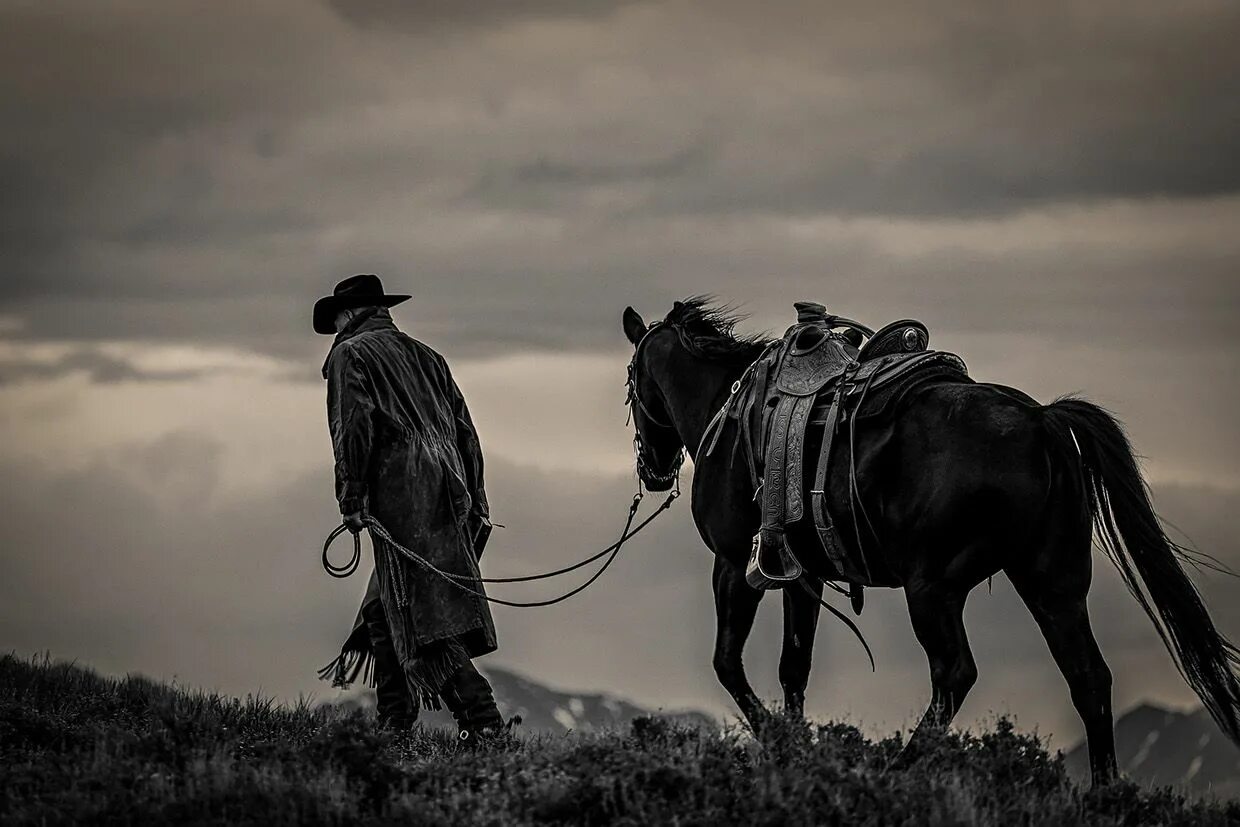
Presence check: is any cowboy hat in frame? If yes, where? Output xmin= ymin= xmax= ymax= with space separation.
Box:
xmin=313 ymin=274 xmax=411 ymax=334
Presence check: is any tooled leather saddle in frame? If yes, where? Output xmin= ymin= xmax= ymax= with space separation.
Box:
xmin=700 ymin=301 xmax=969 ymax=596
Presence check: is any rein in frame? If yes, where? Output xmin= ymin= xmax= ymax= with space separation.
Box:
xmin=322 ymin=484 xmax=680 ymax=608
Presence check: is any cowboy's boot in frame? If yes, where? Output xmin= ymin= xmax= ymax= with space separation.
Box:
xmin=440 ymin=661 xmax=513 ymax=745
xmin=361 ymin=597 xmax=417 ymax=729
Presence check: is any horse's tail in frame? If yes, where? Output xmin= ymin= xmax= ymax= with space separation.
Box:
xmin=1042 ymin=397 xmax=1240 ymax=742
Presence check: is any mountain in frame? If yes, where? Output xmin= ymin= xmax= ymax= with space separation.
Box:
xmin=333 ymin=665 xmax=717 ymax=735
xmin=1065 ymin=703 xmax=1240 ymax=799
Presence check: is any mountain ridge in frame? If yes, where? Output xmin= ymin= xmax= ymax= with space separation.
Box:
xmin=1066 ymin=702 xmax=1240 ymax=799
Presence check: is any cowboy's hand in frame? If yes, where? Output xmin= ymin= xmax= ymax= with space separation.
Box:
xmin=343 ymin=511 xmax=365 ymax=534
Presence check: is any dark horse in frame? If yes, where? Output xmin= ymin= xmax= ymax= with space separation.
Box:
xmin=622 ymin=297 xmax=1240 ymax=786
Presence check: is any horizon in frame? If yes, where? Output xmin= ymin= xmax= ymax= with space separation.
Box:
xmin=2 ymin=0 xmax=1239 ymax=754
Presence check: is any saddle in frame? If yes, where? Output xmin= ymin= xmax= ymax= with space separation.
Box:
xmin=701 ymin=302 xmax=968 ymax=595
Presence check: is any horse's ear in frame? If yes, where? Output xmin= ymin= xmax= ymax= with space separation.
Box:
xmin=622 ymin=306 xmax=647 ymax=346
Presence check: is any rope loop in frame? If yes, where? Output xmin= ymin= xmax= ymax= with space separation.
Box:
xmin=322 ymin=524 xmax=361 ymax=579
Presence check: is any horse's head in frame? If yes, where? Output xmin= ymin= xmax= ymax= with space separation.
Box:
xmin=623 ymin=305 xmax=686 ymax=492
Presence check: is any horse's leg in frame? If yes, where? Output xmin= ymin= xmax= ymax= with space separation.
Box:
xmin=899 ymin=583 xmax=977 ymax=762
xmin=1008 ymin=554 xmax=1117 ymax=787
xmin=712 ymin=554 xmax=768 ymax=732
xmin=779 ymin=578 xmax=822 ymax=718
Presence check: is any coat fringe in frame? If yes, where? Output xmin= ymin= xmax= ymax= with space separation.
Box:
xmin=317 ymin=636 xmax=470 ymax=713
xmin=316 ymin=646 xmax=375 ymax=690
xmin=405 ymin=638 xmax=471 ymax=711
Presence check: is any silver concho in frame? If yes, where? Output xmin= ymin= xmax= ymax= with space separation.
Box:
xmin=902 ymin=327 xmax=926 ymax=351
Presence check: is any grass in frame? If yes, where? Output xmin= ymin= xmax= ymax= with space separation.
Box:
xmin=1 ymin=654 xmax=1235 ymax=825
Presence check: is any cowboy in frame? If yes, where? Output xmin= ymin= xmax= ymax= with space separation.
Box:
xmin=315 ymin=274 xmax=506 ymax=739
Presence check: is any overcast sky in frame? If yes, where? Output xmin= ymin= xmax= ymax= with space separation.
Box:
xmin=1 ymin=0 xmax=1238 ymax=749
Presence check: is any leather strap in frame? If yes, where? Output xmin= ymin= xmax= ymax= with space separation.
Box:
xmin=762 ymin=394 xmax=798 ymax=532
xmin=741 ymin=359 xmax=770 ymax=489
xmin=701 ymin=402 xmax=728 ymax=458
xmin=784 ymin=394 xmax=815 ymax=523
xmin=847 ymin=369 xmax=881 ymax=584
xmin=811 ymin=383 xmax=853 ymax=575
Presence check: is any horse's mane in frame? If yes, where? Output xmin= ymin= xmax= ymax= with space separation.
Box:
xmin=665 ymin=296 xmax=772 ymax=365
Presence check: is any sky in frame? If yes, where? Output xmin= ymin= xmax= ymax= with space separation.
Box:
xmin=1 ymin=0 xmax=1238 ymax=750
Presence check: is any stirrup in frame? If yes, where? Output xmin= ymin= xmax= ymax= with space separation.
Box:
xmin=745 ymin=531 xmax=803 ymax=590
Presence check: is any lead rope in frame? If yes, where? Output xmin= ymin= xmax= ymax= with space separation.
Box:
xmin=322 ymin=482 xmax=680 ymax=608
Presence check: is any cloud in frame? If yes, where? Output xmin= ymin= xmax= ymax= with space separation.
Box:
xmin=325 ymin=0 xmax=642 ymax=31
xmin=0 ymin=346 xmax=216 ymax=386
xmin=500 ymin=143 xmax=710 ymax=189
xmin=0 ymin=338 xmax=311 ymax=390
xmin=1 ymin=1 xmax=1238 ymax=359
xmin=2 ymin=330 xmax=1236 ymax=508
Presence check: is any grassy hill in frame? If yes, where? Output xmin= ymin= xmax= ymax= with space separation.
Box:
xmin=2 ymin=655 xmax=1237 ymax=825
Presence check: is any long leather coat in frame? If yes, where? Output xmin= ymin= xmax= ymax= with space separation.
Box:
xmin=322 ymin=307 xmax=496 ymax=705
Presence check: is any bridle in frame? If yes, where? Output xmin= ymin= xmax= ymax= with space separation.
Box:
xmin=625 ymin=321 xmax=686 ymax=491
